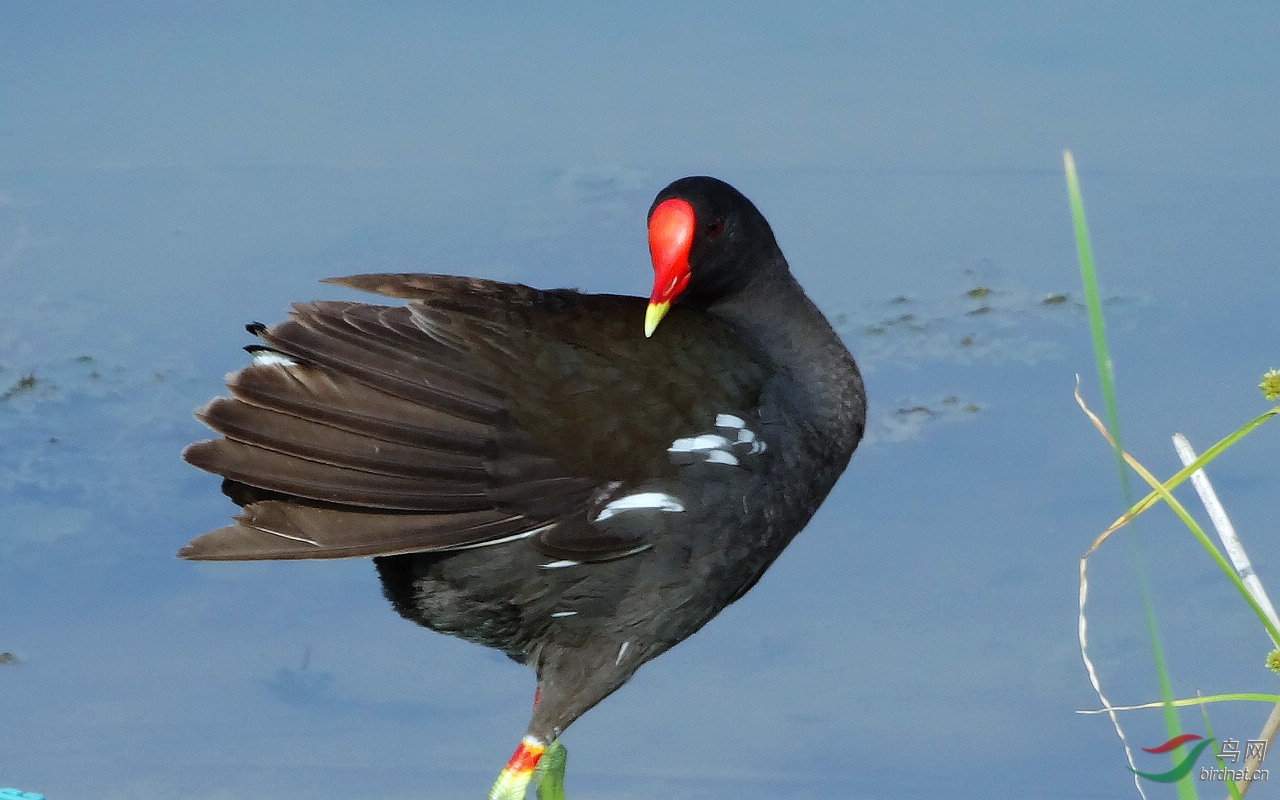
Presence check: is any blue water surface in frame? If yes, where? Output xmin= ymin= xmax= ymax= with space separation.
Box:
xmin=2 ymin=5 xmax=1279 ymax=799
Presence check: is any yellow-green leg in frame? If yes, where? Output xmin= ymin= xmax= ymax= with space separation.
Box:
xmin=488 ymin=736 xmax=544 ymax=800
xmin=486 ymin=737 xmax=566 ymax=800
xmin=533 ymin=740 xmax=567 ymax=800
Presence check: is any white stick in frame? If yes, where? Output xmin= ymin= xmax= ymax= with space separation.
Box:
xmin=1171 ymin=433 xmax=1280 ymax=631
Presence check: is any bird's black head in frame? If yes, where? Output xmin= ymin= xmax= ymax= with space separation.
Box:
xmin=644 ymin=176 xmax=785 ymax=337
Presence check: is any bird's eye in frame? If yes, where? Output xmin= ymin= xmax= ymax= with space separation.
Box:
xmin=705 ymin=217 xmax=724 ymax=238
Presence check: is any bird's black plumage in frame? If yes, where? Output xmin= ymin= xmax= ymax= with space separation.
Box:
xmin=182 ymin=176 xmax=866 ymax=795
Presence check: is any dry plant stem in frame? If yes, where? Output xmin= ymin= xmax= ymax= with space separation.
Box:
xmin=1078 ymin=556 xmax=1146 ymax=799
xmin=1074 ymin=380 xmax=1147 ymax=799
xmin=1075 ymin=380 xmax=1151 ymax=558
xmin=1235 ymin=705 xmax=1280 ymax=798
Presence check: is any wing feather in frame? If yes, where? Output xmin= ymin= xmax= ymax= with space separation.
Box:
xmin=181 ymin=273 xmax=769 ymax=563
xmin=180 ymin=501 xmax=539 ymax=560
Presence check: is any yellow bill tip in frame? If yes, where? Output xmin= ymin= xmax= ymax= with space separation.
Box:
xmin=644 ymin=301 xmax=670 ymax=338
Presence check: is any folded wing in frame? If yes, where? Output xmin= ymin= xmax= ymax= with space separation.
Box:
xmin=182 ymin=274 xmax=766 ymax=561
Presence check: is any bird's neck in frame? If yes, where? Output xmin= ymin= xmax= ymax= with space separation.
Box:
xmin=713 ymin=265 xmax=848 ymax=372
xmin=712 ymin=265 xmax=864 ymax=455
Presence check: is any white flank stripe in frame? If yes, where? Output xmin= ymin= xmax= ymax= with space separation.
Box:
xmin=715 ymin=413 xmax=746 ymax=429
xmin=704 ymin=450 xmax=740 ymax=466
xmin=550 ymin=611 xmax=578 ymax=618
xmin=734 ymin=427 xmax=756 ymax=444
xmin=616 ymin=641 xmax=630 ymax=665
xmin=595 ymin=491 xmax=685 ymax=522
xmin=540 ymin=559 xmax=580 ymax=569
xmin=668 ymin=434 xmax=731 ymax=453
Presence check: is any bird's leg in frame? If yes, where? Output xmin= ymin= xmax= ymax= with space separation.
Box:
xmin=533 ymin=739 xmax=567 ymax=800
xmin=488 ymin=735 xmax=546 ymax=800
xmin=489 ymin=687 xmax=568 ymax=800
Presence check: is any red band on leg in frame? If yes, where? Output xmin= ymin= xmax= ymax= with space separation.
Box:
xmin=503 ymin=736 xmax=546 ymax=775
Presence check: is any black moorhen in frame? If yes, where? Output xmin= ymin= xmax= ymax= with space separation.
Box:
xmin=181 ymin=176 xmax=866 ymax=799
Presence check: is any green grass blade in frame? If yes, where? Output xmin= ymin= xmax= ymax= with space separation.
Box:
xmin=1200 ymin=703 xmax=1244 ymax=800
xmin=1065 ymin=150 xmax=1195 ymax=798
xmin=1105 ymin=406 xmax=1279 ymax=528
xmin=1065 ymin=150 xmax=1128 ymax=496
xmin=1081 ymin=693 xmax=1280 ymax=714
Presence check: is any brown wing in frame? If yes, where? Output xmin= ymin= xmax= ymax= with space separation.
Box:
xmin=181 ymin=273 xmax=767 ymax=561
